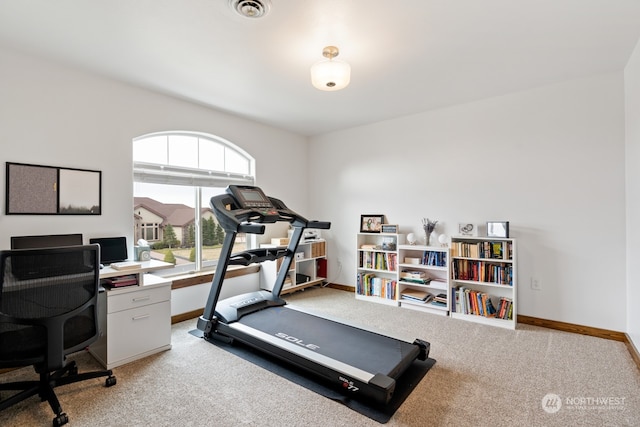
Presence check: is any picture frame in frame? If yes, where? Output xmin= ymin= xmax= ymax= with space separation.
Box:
xmin=381 ymin=224 xmax=398 ymax=234
xmin=360 ymin=214 xmax=385 ymax=233
xmin=6 ymin=162 xmax=102 ymax=215
xmin=487 ymin=221 xmax=509 ymax=238
xmin=458 ymin=223 xmax=478 ymax=236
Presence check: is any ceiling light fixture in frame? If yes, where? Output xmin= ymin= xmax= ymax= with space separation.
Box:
xmin=229 ymin=0 xmax=271 ymax=19
xmin=310 ymin=46 xmax=351 ymax=91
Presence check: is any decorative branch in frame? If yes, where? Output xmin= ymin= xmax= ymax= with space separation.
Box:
xmin=422 ymin=218 xmax=438 ymax=234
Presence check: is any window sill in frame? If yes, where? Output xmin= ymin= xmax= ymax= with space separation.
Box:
xmin=169 ymin=265 xmax=260 ymax=290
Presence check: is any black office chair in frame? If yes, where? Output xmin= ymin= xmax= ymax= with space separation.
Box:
xmin=0 ymin=245 xmax=116 ymax=427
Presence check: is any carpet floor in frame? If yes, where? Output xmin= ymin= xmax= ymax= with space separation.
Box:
xmin=1 ymin=286 xmax=639 ymax=426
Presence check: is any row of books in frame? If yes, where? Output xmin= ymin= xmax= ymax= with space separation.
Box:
xmin=420 ymin=251 xmax=447 ymax=267
xmin=359 ymin=251 xmax=397 ymax=272
xmin=451 ymin=240 xmax=512 ymax=260
xmin=102 ymin=274 xmax=138 ymax=288
xmin=451 ymin=286 xmax=513 ymax=320
xmin=356 ymin=273 xmax=396 ymax=300
xmin=451 ymin=259 xmax=513 ymax=286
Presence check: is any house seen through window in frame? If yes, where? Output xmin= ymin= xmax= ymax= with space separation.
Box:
xmin=133 ymin=131 xmax=255 ymax=275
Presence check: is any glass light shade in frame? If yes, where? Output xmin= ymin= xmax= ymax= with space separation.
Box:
xmin=311 ymin=59 xmax=351 ymax=91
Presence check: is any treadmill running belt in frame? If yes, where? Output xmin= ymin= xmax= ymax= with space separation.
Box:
xmin=237 ymin=306 xmax=420 ymax=379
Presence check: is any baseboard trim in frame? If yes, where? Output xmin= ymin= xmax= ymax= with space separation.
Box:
xmin=172 ymin=308 xmax=203 ymax=324
xmin=625 ymin=334 xmax=640 ymax=371
xmin=324 ymin=283 xmax=354 ymax=292
xmin=517 ymin=315 xmax=626 ymax=342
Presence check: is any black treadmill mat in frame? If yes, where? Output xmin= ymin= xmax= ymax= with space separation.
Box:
xmin=189 ymin=328 xmax=435 ymax=424
xmin=238 ymin=306 xmax=421 ymax=378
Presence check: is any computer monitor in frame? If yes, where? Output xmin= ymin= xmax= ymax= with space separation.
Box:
xmin=89 ymin=237 xmax=128 ymax=265
xmin=11 ymin=233 xmax=83 ymax=249
xmin=9 ymin=233 xmax=86 ymax=280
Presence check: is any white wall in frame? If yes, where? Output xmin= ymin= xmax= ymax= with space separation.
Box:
xmin=0 ymin=45 xmax=309 ymax=314
xmin=625 ymin=38 xmax=640 ymax=348
xmin=1 ymin=44 xmax=633 ymax=333
xmin=0 ymin=45 xmax=309 ymax=249
xmin=171 ymin=273 xmax=260 ymax=316
xmin=309 ymin=72 xmax=627 ymax=331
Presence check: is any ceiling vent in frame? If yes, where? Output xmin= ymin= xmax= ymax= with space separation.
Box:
xmin=229 ymin=0 xmax=271 ymax=18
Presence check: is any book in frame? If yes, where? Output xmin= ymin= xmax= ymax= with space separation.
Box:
xmin=399 ymin=270 xmax=431 ymax=284
xmin=400 ymin=289 xmax=433 ymax=302
xmin=431 ymin=293 xmax=447 ymax=307
xmin=103 ymin=274 xmax=138 ymax=288
xmin=111 ymin=261 xmax=142 ymax=271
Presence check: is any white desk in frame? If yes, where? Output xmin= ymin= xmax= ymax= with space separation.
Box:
xmin=89 ymin=260 xmax=173 ymax=369
xmin=98 ymin=259 xmax=174 ymax=283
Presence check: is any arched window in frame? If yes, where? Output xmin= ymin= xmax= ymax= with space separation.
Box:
xmin=133 ymin=131 xmax=255 ymax=274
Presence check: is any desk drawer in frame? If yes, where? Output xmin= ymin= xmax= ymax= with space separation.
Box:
xmin=106 ymin=300 xmax=171 ymax=364
xmin=107 ymin=285 xmax=170 ymax=314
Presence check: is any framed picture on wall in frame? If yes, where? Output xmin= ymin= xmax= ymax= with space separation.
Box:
xmin=6 ymin=162 xmax=102 ymax=215
xmin=360 ymin=215 xmax=385 ymax=233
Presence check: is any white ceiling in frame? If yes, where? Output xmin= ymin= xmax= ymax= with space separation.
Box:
xmin=1 ymin=0 xmax=640 ymax=137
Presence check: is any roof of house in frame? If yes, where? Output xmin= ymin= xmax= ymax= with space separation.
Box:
xmin=134 ymin=197 xmax=213 ymax=228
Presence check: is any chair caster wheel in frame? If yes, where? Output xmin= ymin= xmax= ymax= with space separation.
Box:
xmin=105 ymin=375 xmax=117 ymax=387
xmin=53 ymin=412 xmax=68 ymax=426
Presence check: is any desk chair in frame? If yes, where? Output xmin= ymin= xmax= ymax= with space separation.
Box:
xmin=0 ymin=245 xmax=116 ymax=427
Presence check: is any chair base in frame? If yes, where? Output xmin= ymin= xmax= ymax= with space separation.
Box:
xmin=0 ymin=360 xmax=116 ymax=426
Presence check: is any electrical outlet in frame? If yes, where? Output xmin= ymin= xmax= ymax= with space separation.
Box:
xmin=531 ymin=277 xmax=541 ymax=291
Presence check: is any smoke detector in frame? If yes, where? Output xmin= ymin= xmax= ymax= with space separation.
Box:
xmin=229 ymin=0 xmax=271 ymax=18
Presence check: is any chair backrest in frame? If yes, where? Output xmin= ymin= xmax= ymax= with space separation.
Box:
xmin=0 ymin=244 xmax=101 ymax=371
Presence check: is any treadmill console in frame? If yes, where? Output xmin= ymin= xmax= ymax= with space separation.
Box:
xmin=227 ymin=185 xmax=274 ymax=209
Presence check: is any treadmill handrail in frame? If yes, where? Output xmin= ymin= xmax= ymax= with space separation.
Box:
xmin=228 ymin=247 xmax=290 ymax=266
xmin=308 ymin=220 xmax=330 ymax=230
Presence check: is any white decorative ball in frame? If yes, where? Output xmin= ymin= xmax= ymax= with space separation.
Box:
xmin=407 ymin=233 xmax=416 ymax=244
xmin=438 ymin=234 xmax=448 ymax=244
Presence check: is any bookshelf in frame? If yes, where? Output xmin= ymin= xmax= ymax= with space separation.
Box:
xmin=260 ymin=239 xmax=328 ymax=294
xmin=397 ymin=244 xmax=450 ymax=316
xmin=449 ymin=236 xmax=517 ymax=329
xmin=355 ymin=232 xmax=405 ymax=307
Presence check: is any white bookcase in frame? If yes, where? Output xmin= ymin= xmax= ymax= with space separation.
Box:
xmin=355 ymin=232 xmax=405 ymax=307
xmin=449 ymin=236 xmax=517 ymax=329
xmin=260 ymin=239 xmax=327 ymax=294
xmin=397 ymin=244 xmax=450 ymax=316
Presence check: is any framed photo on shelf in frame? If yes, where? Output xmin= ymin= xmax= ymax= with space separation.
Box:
xmin=487 ymin=221 xmax=509 ymax=238
xmin=458 ymin=223 xmax=478 ymax=236
xmin=360 ymin=215 xmax=385 ymax=233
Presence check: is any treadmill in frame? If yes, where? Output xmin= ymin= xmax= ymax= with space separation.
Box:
xmin=197 ymin=185 xmax=429 ymax=404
